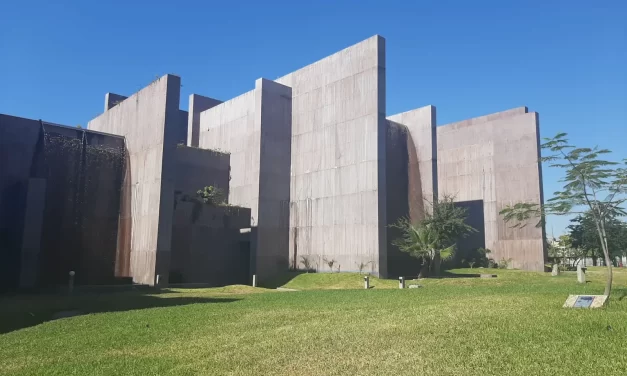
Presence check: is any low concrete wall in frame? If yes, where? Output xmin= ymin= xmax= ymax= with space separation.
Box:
xmin=170 ymin=202 xmax=251 ymax=285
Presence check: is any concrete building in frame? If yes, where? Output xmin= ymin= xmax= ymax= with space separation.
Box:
xmin=0 ymin=35 xmax=546 ymax=289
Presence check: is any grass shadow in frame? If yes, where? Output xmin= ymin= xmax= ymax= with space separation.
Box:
xmin=0 ymin=291 xmax=239 ymax=334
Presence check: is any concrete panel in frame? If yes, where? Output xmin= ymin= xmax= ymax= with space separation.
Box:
xmin=275 ymin=35 xmax=387 ymax=276
xmin=437 ymin=108 xmax=545 ymax=271
xmin=88 ymin=74 xmax=182 ymax=285
xmin=256 ymin=79 xmax=292 ymax=279
xmin=18 ymin=178 xmax=46 ymax=288
xmin=187 ymin=94 xmax=222 ymax=147
xmin=387 ymin=105 xmax=437 ymax=221
xmin=104 ymin=93 xmax=128 ymax=111
xmin=197 ymin=78 xmax=292 ymax=281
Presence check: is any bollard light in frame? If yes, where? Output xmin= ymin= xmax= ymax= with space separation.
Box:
xmin=399 ymin=276 xmax=405 ymax=289
xmin=68 ymin=271 xmax=75 ymax=295
xmin=364 ymin=275 xmax=369 ymax=289
xmin=252 ymin=274 xmax=257 ymax=287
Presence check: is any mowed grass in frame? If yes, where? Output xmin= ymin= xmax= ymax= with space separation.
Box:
xmin=1 ymin=268 xmax=627 ymax=376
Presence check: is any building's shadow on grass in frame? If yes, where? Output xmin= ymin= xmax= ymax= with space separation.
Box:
xmin=0 ymin=290 xmax=239 ymax=334
xmin=260 ymin=271 xmax=309 ymax=289
xmin=411 ymin=271 xmax=483 ymax=279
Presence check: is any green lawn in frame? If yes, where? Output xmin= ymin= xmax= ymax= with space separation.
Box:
xmin=1 ymin=268 xmax=626 ymax=375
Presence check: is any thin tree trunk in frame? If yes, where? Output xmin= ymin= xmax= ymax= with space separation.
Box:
xmin=433 ymin=250 xmax=441 ymax=276
xmin=598 ymin=220 xmax=613 ymax=297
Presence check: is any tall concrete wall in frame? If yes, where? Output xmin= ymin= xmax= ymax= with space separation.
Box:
xmin=0 ymin=115 xmax=41 ymax=290
xmin=387 ymin=105 xmax=437 ymax=220
xmin=198 ymin=79 xmax=292 ymax=280
xmin=88 ymin=75 xmax=182 ymax=285
xmin=255 ymin=79 xmax=292 ymax=278
xmin=187 ymin=94 xmax=222 ymax=147
xmin=275 ymin=35 xmax=387 ymax=276
xmin=437 ymin=107 xmax=546 ymax=270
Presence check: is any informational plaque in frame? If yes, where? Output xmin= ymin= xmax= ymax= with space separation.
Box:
xmin=563 ymin=295 xmax=608 ymax=308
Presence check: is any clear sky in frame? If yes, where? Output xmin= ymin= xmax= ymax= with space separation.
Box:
xmin=1 ymin=0 xmax=625 ymax=235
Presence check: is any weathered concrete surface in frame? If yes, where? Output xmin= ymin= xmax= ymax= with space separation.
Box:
xmin=255 ymin=79 xmax=292 ymax=279
xmin=187 ymin=94 xmax=222 ymax=147
xmin=275 ymin=35 xmax=387 ymax=276
xmin=198 ymin=79 xmax=292 ymax=281
xmin=104 ymin=93 xmax=128 ymax=111
xmin=437 ymin=107 xmax=546 ymax=271
xmin=387 ymin=105 xmax=437 ymax=219
xmin=88 ymin=75 xmax=182 ymax=285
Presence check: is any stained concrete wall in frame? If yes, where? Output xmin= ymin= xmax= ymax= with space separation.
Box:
xmin=170 ymin=204 xmax=251 ymax=285
xmin=198 ymin=79 xmax=292 ymax=280
xmin=437 ymin=107 xmax=546 ymax=270
xmin=387 ymin=105 xmax=437 ymax=220
xmin=88 ymin=75 xmax=182 ymax=285
xmin=275 ymin=35 xmax=387 ymax=276
xmin=188 ymin=94 xmax=222 ymax=147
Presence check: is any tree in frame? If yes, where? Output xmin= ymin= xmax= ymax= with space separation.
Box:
xmin=500 ymin=133 xmax=627 ymax=297
xmin=569 ymin=212 xmax=627 ymax=266
xmin=392 ymin=194 xmax=477 ymax=276
xmin=392 ymin=221 xmax=455 ymax=277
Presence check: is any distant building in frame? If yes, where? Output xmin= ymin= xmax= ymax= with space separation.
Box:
xmin=0 ymin=35 xmax=546 ymax=289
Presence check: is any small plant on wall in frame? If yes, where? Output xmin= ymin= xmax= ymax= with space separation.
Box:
xmin=196 ymin=186 xmax=226 ymax=206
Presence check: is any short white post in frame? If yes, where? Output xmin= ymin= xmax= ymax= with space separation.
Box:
xmin=155 ymin=274 xmax=160 ymax=286
xmin=399 ymin=276 xmax=405 ymax=289
xmin=68 ymin=271 xmax=75 ymax=294
xmin=252 ymin=274 xmax=257 ymax=287
xmin=577 ymin=265 xmax=586 ymax=284
xmin=364 ymin=275 xmax=369 ymax=289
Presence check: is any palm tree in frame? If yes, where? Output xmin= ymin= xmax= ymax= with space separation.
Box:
xmin=392 ymin=220 xmax=455 ymax=277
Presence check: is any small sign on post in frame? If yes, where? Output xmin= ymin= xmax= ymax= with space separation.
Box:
xmin=364 ymin=275 xmax=369 ymax=289
xmin=399 ymin=276 xmax=405 ymax=289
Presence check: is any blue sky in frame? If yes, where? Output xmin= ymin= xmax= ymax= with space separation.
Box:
xmin=1 ymin=0 xmax=625 ymax=235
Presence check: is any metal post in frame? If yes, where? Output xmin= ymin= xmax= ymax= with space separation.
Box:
xmin=364 ymin=275 xmax=369 ymax=289
xmin=155 ymin=274 xmax=160 ymax=286
xmin=252 ymin=274 xmax=257 ymax=287
xmin=68 ymin=271 xmax=75 ymax=294
xmin=399 ymin=276 xmax=405 ymax=289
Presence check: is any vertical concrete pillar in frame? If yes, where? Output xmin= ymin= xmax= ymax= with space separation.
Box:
xmin=187 ymin=94 xmax=222 ymax=147
xmin=19 ymin=178 xmax=46 ymax=288
xmin=254 ymin=78 xmax=292 ymax=281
